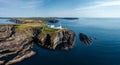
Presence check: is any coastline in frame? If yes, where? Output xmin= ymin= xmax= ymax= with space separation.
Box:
xmin=0 ymin=18 xmax=76 ymax=65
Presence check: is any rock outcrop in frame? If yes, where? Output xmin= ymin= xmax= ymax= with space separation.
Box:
xmin=0 ymin=25 xmax=36 ymax=65
xmin=0 ymin=25 xmax=14 ymax=42
xmin=79 ymin=33 xmax=92 ymax=45
xmin=37 ymin=29 xmax=76 ymax=50
xmin=0 ymin=24 xmax=76 ymax=65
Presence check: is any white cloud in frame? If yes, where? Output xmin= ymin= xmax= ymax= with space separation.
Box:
xmin=0 ymin=0 xmax=44 ymax=17
xmin=0 ymin=0 xmax=43 ymax=9
xmin=20 ymin=0 xmax=43 ymax=9
xmin=74 ymin=0 xmax=120 ymax=17
xmin=76 ymin=0 xmax=120 ymax=10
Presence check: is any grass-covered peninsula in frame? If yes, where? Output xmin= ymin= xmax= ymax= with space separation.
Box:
xmin=0 ymin=18 xmax=76 ymax=65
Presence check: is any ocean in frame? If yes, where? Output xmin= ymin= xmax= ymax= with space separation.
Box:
xmin=0 ymin=18 xmax=120 ymax=65
xmin=0 ymin=19 xmax=15 ymax=24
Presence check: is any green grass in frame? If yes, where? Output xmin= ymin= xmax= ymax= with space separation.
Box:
xmin=14 ymin=23 xmax=43 ymax=31
xmin=41 ymin=27 xmax=58 ymax=35
xmin=38 ymin=27 xmax=58 ymax=40
xmin=12 ymin=18 xmax=65 ymax=39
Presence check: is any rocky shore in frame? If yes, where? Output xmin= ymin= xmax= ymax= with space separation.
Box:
xmin=0 ymin=19 xmax=76 ymax=65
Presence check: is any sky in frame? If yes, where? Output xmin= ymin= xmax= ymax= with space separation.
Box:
xmin=0 ymin=0 xmax=120 ymax=17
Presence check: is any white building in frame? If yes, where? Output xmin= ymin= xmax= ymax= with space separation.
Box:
xmin=48 ymin=24 xmax=62 ymax=29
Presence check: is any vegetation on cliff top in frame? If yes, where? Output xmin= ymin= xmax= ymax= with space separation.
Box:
xmin=9 ymin=18 xmax=58 ymax=23
xmin=39 ymin=27 xmax=58 ymax=39
xmin=14 ymin=23 xmax=43 ymax=31
xmin=13 ymin=18 xmax=60 ymax=36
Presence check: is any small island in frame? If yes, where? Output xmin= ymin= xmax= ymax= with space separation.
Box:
xmin=0 ymin=18 xmax=76 ymax=65
xmin=57 ymin=17 xmax=79 ymax=20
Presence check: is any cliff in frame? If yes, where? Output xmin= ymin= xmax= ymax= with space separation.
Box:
xmin=0 ymin=23 xmax=76 ymax=65
xmin=38 ymin=29 xmax=76 ymax=50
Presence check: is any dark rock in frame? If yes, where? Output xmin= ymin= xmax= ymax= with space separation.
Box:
xmin=79 ymin=33 xmax=92 ymax=45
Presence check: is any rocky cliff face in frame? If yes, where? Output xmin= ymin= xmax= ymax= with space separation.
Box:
xmin=0 ymin=25 xmax=14 ymax=42
xmin=0 ymin=25 xmax=76 ymax=65
xmin=51 ymin=30 xmax=76 ymax=50
xmin=38 ymin=29 xmax=76 ymax=50
xmin=0 ymin=25 xmax=35 ymax=65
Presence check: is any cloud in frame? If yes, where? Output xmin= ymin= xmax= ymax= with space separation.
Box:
xmin=20 ymin=0 xmax=43 ymax=9
xmin=0 ymin=0 xmax=44 ymax=17
xmin=74 ymin=0 xmax=120 ymax=17
xmin=76 ymin=0 xmax=120 ymax=10
xmin=0 ymin=0 xmax=43 ymax=9
xmin=0 ymin=0 xmax=9 ymax=3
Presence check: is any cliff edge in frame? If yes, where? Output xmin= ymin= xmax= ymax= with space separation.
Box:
xmin=0 ymin=23 xmax=76 ymax=65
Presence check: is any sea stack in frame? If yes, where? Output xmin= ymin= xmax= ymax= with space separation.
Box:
xmin=79 ymin=33 xmax=92 ymax=45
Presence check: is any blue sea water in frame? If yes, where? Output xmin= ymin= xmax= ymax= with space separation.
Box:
xmin=1 ymin=18 xmax=120 ymax=65
xmin=0 ymin=19 xmax=15 ymax=24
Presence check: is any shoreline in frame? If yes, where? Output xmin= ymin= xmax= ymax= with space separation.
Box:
xmin=0 ymin=18 xmax=76 ymax=65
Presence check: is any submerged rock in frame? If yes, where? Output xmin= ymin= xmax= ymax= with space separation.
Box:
xmin=79 ymin=33 xmax=92 ymax=45
xmin=5 ymin=51 xmax=36 ymax=65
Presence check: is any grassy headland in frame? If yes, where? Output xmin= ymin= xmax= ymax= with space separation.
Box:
xmin=9 ymin=18 xmax=60 ymax=35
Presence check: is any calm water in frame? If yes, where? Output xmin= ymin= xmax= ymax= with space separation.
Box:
xmin=0 ymin=19 xmax=15 ymax=24
xmin=1 ymin=18 xmax=120 ymax=65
